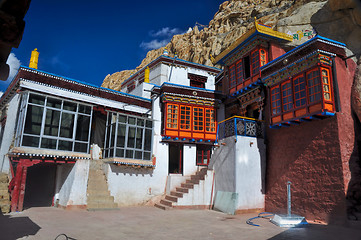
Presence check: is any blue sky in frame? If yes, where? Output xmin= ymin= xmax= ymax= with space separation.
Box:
xmin=1 ymin=0 xmax=224 ymax=91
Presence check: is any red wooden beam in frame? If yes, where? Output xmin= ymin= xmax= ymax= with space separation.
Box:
xmin=10 ymin=163 xmax=23 ymax=212
xmin=17 ymin=166 xmax=28 ymax=211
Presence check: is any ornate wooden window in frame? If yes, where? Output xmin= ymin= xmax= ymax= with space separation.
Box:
xmin=193 ymin=107 xmax=204 ymax=131
xmin=307 ymin=69 xmax=322 ymax=103
xmin=271 ymin=86 xmax=281 ymax=115
xmin=251 ymin=49 xmax=260 ymax=76
xmin=229 ymin=65 xmax=236 ymax=89
xmin=293 ymin=75 xmax=306 ymax=108
xmin=180 ymin=105 xmax=191 ymax=130
xmin=260 ymin=49 xmax=267 ymax=66
xmin=205 ymin=109 xmax=216 ymax=133
xmin=236 ymin=60 xmax=243 ymax=85
xmin=166 ymin=104 xmax=178 ymax=129
xmin=281 ymin=80 xmax=293 ymax=112
xmin=321 ymin=68 xmax=332 ymax=101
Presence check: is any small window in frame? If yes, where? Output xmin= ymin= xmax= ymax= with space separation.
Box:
xmin=321 ymin=68 xmax=332 ymax=101
xmin=193 ymin=107 xmax=204 ymax=131
xmin=281 ymin=81 xmax=293 ymax=112
xmin=180 ymin=105 xmax=191 ymax=130
xmin=251 ymin=50 xmax=260 ymax=76
xmin=260 ymin=49 xmax=267 ymax=66
xmin=166 ymin=104 xmax=178 ymax=129
xmin=205 ymin=109 xmax=216 ymax=132
xmin=307 ymin=69 xmax=321 ymax=103
xmin=293 ymin=75 xmax=306 ymax=108
xmin=229 ymin=65 xmax=236 ymax=88
xmin=236 ymin=60 xmax=243 ymax=85
xmin=271 ymin=86 xmax=281 ymax=115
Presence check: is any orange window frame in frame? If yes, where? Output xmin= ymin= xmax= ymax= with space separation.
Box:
xmin=281 ymin=80 xmax=293 ymax=112
xmin=205 ymin=108 xmax=216 ymax=133
xmin=193 ymin=107 xmax=204 ymax=132
xmin=229 ymin=65 xmax=236 ymax=88
xmin=235 ymin=60 xmax=243 ymax=85
xmin=166 ymin=104 xmax=178 ymax=129
xmin=293 ymin=75 xmax=307 ymax=108
xmin=321 ymin=68 xmax=332 ymax=102
xmin=180 ymin=105 xmax=191 ymax=130
xmin=259 ymin=48 xmax=268 ymax=67
xmin=306 ymin=68 xmax=322 ymax=103
xmin=271 ymin=86 xmax=281 ymax=116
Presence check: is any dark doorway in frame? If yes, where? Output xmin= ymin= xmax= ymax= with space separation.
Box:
xmin=169 ymin=144 xmax=183 ymax=174
xmin=246 ymin=103 xmax=260 ymax=119
xmin=23 ymin=163 xmax=57 ymax=209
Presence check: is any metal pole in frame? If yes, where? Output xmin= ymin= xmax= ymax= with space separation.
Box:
xmin=287 ymin=181 xmax=291 ymax=217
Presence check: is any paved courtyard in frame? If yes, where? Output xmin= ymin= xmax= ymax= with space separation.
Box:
xmin=1 ymin=207 xmax=361 ymax=240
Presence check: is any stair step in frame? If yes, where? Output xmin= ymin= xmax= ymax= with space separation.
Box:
xmin=155 ymin=203 xmax=171 ymax=210
xmin=165 ymin=195 xmax=178 ymax=202
xmin=170 ymin=191 xmax=183 ymax=198
xmin=186 ymin=179 xmax=199 ymax=184
xmin=160 ymin=199 xmax=173 ymax=207
xmin=176 ymin=187 xmax=189 ymax=193
xmin=87 ymin=202 xmax=118 ymax=209
xmin=181 ymin=183 xmax=194 ymax=189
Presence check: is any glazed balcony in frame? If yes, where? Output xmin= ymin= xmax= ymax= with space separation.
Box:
xmin=216 ymin=116 xmax=264 ymax=141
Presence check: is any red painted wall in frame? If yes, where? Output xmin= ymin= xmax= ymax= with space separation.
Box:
xmin=269 ymin=43 xmax=286 ymax=61
xmin=264 ymin=56 xmax=358 ymax=223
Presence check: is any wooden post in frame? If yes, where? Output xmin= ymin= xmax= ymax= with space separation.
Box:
xmin=17 ymin=165 xmax=28 ymax=211
xmin=10 ymin=162 xmax=23 ymax=212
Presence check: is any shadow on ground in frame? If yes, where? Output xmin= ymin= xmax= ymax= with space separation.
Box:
xmin=0 ymin=211 xmax=40 ymax=239
xmin=267 ymin=223 xmax=361 ymax=240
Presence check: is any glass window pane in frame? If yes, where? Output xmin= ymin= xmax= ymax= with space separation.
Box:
xmin=58 ymin=140 xmax=73 ymax=151
xmin=59 ymin=112 xmax=75 ymax=138
xmin=127 ymin=127 xmax=136 ymax=148
xmin=135 ymin=151 xmax=142 ymax=160
xmin=116 ymin=148 xmax=124 ymax=158
xmin=63 ymin=101 xmax=77 ymax=112
xmin=135 ymin=128 xmax=143 ymax=149
xmin=24 ymin=105 xmax=43 ymax=135
xmin=22 ymin=135 xmax=39 ymax=147
xmin=116 ymin=124 xmax=126 ymax=147
xmin=126 ymin=149 xmax=134 ymax=158
xmin=46 ymin=97 xmax=61 ymax=108
xmin=137 ymin=119 xmax=144 ymax=126
xmin=143 ymin=152 xmax=151 ymax=160
xmin=29 ymin=94 xmax=45 ymax=105
xmin=78 ymin=105 xmax=91 ymax=114
xmin=74 ymin=142 xmax=88 ymax=153
xmin=44 ymin=109 xmax=60 ymax=136
xmin=110 ymin=124 xmax=116 ymax=147
xmin=41 ymin=138 xmax=57 ymax=149
xmin=128 ymin=117 xmax=136 ymax=125
xmin=144 ymin=129 xmax=152 ymax=151
xmin=118 ymin=115 xmax=126 ymax=123
xmin=75 ymin=115 xmax=90 ymax=141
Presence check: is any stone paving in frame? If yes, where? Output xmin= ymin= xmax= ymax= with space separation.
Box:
xmin=1 ymin=207 xmax=361 ymax=240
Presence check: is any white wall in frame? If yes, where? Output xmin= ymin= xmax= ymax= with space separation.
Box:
xmin=210 ymin=135 xmax=266 ymax=211
xmin=183 ymin=144 xmax=197 ymax=176
xmin=235 ymin=136 xmax=266 ymax=210
xmin=56 ymin=160 xmax=89 ymax=207
xmin=0 ymin=94 xmax=21 ymax=174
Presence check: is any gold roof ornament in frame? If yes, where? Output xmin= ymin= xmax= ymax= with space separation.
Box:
xmin=29 ymin=48 xmax=39 ymax=69
xmin=214 ymin=19 xmax=293 ymax=64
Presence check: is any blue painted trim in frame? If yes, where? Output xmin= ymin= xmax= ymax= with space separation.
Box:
xmin=260 ymin=35 xmax=346 ymax=71
xmin=322 ymin=111 xmax=335 ymax=116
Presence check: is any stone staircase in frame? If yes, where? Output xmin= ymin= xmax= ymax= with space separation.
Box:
xmin=0 ymin=173 xmax=10 ymax=213
xmin=155 ymin=168 xmax=209 ymax=210
xmin=87 ymin=161 xmax=118 ymax=210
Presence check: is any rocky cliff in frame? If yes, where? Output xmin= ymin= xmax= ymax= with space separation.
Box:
xmin=101 ymin=0 xmax=361 ymax=91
